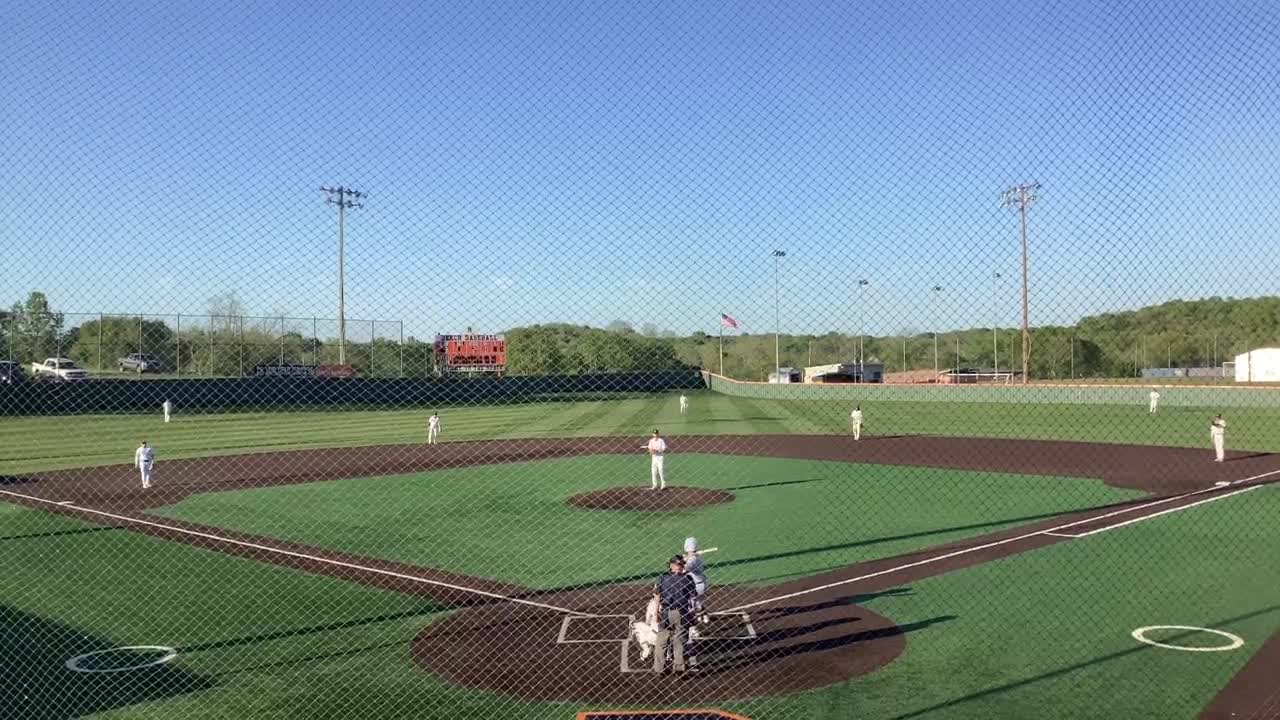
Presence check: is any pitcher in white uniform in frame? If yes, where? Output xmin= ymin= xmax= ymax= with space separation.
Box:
xmin=1210 ymin=414 xmax=1226 ymax=462
xmin=850 ymin=405 xmax=864 ymax=440
xmin=645 ymin=430 xmax=668 ymax=490
xmin=135 ymin=441 xmax=154 ymax=489
xmin=427 ymin=412 xmax=441 ymax=445
xmin=162 ymin=399 xmax=172 ymax=423
xmin=1149 ymin=389 xmax=1160 ymax=414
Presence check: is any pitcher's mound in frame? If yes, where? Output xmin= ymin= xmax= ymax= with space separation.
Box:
xmin=568 ymin=486 xmax=735 ymax=511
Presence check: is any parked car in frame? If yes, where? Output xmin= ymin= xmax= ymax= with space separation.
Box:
xmin=30 ymin=357 xmax=90 ymax=381
xmin=118 ymin=353 xmax=168 ymax=373
xmin=0 ymin=360 xmax=27 ymax=384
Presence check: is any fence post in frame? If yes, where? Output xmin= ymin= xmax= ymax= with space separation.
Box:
xmin=138 ymin=315 xmax=144 ymax=356
xmin=371 ymin=319 xmax=377 ymax=376
xmin=176 ymin=313 xmax=182 ymax=378
xmin=312 ymin=317 xmax=318 ymax=365
xmin=279 ymin=316 xmax=285 ymax=366
xmin=97 ymin=313 xmax=104 ymax=371
xmin=399 ymin=321 xmax=405 ymax=377
xmin=209 ymin=315 xmax=215 ymax=377
xmin=238 ymin=315 xmax=244 ymax=377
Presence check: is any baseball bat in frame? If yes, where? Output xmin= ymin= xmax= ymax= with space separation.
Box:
xmin=697 ymin=547 xmax=718 ymax=554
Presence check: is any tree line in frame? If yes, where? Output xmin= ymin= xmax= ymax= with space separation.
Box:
xmin=3 ymin=291 xmax=1277 ymax=379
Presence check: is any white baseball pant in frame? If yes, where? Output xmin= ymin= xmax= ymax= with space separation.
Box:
xmin=139 ymin=464 xmax=153 ymax=489
xmin=651 ymin=456 xmax=666 ymax=489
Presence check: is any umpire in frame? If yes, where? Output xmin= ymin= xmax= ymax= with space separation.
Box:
xmin=653 ymin=554 xmax=698 ymax=673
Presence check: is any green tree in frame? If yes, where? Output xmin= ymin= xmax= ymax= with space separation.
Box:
xmin=7 ymin=291 xmax=65 ymax=363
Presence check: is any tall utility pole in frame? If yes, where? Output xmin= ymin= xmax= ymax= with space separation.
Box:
xmin=772 ymin=250 xmax=786 ymax=381
xmin=931 ymin=285 xmax=943 ymax=377
xmin=857 ymin=278 xmax=870 ymax=382
xmin=991 ymin=272 xmax=1002 ymax=374
xmin=1002 ymin=182 xmax=1041 ymax=384
xmin=322 ymin=186 xmax=366 ymax=366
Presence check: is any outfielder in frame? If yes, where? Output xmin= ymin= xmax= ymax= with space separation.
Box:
xmin=1149 ymin=389 xmax=1160 ymax=414
xmin=679 ymin=393 xmax=689 ymax=415
xmin=427 ymin=412 xmax=441 ymax=445
xmin=135 ymin=441 xmax=154 ymax=489
xmin=162 ymin=399 xmax=172 ymax=423
xmin=1210 ymin=414 xmax=1227 ymax=462
xmin=850 ymin=405 xmax=864 ymax=440
xmin=645 ymin=429 xmax=668 ymax=490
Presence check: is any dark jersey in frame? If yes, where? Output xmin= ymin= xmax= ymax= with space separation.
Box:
xmin=655 ymin=571 xmax=697 ymax=614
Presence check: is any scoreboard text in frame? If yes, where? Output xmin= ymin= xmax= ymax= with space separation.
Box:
xmin=436 ymin=334 xmax=507 ymax=374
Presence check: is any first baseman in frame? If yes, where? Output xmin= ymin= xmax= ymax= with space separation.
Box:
xmin=679 ymin=393 xmax=689 ymax=415
xmin=645 ymin=429 xmax=668 ymax=490
xmin=1149 ymin=389 xmax=1160 ymax=414
xmin=135 ymin=441 xmax=154 ymax=489
xmin=1210 ymin=414 xmax=1227 ymax=462
xmin=427 ymin=412 xmax=441 ymax=445
xmin=162 ymin=399 xmax=172 ymax=423
xmin=850 ymin=405 xmax=864 ymax=440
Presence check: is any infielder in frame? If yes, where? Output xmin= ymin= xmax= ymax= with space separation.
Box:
xmin=645 ymin=429 xmax=668 ymax=490
xmin=427 ymin=412 xmax=441 ymax=445
xmin=1149 ymin=389 xmax=1160 ymax=414
xmin=850 ymin=405 xmax=864 ymax=440
xmin=135 ymin=441 xmax=154 ymax=489
xmin=162 ymin=399 xmax=172 ymax=424
xmin=1210 ymin=414 xmax=1227 ymax=462
xmin=679 ymin=393 xmax=689 ymax=415
xmin=652 ymin=554 xmax=698 ymax=673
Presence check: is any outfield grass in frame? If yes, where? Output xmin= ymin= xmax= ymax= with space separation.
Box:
xmin=151 ymin=454 xmax=1142 ymax=589
xmin=5 ymin=391 xmax=1280 ymax=475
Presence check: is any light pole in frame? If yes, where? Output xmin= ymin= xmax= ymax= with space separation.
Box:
xmin=772 ymin=250 xmax=786 ymax=381
xmin=857 ymin=278 xmax=869 ymax=382
xmin=991 ymin=271 xmax=1002 ymax=374
xmin=322 ymin=185 xmax=366 ymax=366
xmin=1002 ymin=182 xmax=1040 ymax=384
xmin=931 ymin=285 xmax=943 ymax=377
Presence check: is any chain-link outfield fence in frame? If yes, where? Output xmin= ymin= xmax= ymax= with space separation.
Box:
xmin=2 ymin=3 xmax=1280 ymax=720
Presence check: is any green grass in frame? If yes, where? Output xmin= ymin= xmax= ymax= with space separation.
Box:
xmin=730 ymin=484 xmax=1280 ymax=720
xmin=6 ymin=390 xmax=1280 ymax=475
xmin=151 ymin=454 xmax=1142 ymax=589
xmin=0 ymin=504 xmax=579 ymax=720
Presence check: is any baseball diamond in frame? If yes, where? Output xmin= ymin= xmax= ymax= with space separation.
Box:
xmin=2 ymin=428 xmax=1278 ymax=716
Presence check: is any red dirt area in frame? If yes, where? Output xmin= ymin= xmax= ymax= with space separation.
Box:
xmin=568 ymin=486 xmax=735 ymax=511
xmin=412 ymin=583 xmax=910 ymax=704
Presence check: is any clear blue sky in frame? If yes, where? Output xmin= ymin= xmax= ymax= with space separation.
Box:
xmin=2 ymin=0 xmax=1278 ymax=340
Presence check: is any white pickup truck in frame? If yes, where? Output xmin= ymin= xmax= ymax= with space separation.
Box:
xmin=30 ymin=357 xmax=90 ymax=381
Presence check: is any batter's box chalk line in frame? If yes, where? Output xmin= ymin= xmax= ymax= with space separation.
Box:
xmin=558 ymin=614 xmax=635 ymax=644
xmin=696 ymin=612 xmax=757 ymax=640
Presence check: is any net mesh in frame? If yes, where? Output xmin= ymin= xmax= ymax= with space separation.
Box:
xmin=2 ymin=2 xmax=1279 ymax=719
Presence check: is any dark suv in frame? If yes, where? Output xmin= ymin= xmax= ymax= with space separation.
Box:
xmin=0 ymin=360 xmax=27 ymax=384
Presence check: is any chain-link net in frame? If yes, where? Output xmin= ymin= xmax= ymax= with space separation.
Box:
xmin=2 ymin=2 xmax=1279 ymax=719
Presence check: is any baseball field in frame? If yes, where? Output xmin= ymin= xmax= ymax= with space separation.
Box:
xmin=2 ymin=389 xmax=1278 ymax=719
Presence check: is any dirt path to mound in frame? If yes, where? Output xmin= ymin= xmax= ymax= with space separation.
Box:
xmin=4 ymin=434 xmax=1278 ymax=707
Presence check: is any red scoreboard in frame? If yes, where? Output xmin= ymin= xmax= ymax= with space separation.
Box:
xmin=435 ymin=334 xmax=506 ymax=375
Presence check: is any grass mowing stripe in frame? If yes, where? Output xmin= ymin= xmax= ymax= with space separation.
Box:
xmin=732 ymin=396 xmax=798 ymax=435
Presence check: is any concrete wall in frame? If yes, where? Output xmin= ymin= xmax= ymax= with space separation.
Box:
xmin=702 ymin=371 xmax=1280 ymax=409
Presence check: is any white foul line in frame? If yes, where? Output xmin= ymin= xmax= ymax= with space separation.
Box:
xmin=0 ymin=488 xmax=594 ymax=618
xmin=1051 ymin=486 xmax=1258 ymax=538
xmin=723 ymin=467 xmax=1280 ymax=614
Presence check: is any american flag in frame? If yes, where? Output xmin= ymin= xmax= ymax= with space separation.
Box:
xmin=720 ymin=313 xmax=739 ymax=329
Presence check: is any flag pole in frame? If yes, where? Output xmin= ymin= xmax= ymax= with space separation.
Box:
xmin=719 ymin=317 xmax=724 ymax=376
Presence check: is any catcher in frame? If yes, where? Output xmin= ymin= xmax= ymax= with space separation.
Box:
xmin=631 ymin=594 xmax=661 ymax=661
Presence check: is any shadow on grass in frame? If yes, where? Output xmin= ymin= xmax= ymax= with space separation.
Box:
xmin=0 ymin=605 xmax=214 ymax=720
xmin=887 ymin=603 xmax=1280 ymax=720
xmin=725 ymin=477 xmax=828 ymax=491
xmin=177 ymin=606 xmax=439 ymax=654
xmin=0 ymin=526 xmax=123 ymax=543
